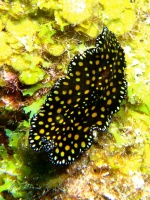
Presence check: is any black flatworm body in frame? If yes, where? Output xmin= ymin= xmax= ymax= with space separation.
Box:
xmin=29 ymin=27 xmax=127 ymax=165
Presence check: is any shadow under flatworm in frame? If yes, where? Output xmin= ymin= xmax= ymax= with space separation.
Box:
xmin=29 ymin=27 xmax=127 ymax=165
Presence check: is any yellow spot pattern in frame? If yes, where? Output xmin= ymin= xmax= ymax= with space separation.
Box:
xmin=29 ymin=27 xmax=127 ymax=166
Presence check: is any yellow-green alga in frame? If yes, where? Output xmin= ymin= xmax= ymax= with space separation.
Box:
xmin=0 ymin=0 xmax=150 ymax=199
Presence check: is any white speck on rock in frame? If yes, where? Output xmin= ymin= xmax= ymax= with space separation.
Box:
xmin=131 ymin=172 xmax=145 ymax=190
xmin=71 ymin=0 xmax=86 ymax=13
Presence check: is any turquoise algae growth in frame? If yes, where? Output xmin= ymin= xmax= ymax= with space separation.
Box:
xmin=0 ymin=0 xmax=150 ymax=199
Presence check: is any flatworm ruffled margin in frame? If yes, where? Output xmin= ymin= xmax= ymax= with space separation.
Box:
xmin=29 ymin=27 xmax=127 ymax=165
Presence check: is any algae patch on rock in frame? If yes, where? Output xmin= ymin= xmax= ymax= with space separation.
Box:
xmin=0 ymin=0 xmax=150 ymax=199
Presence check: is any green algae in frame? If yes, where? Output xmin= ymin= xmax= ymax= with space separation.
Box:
xmin=19 ymin=68 xmax=46 ymax=85
xmin=0 ymin=127 xmax=31 ymax=198
xmin=37 ymin=22 xmax=56 ymax=45
xmin=23 ymin=96 xmax=47 ymax=119
xmin=0 ymin=0 xmax=150 ymax=199
xmin=0 ymin=124 xmax=67 ymax=199
xmin=48 ymin=44 xmax=65 ymax=56
xmin=62 ymin=0 xmax=93 ymax=24
xmin=0 ymin=32 xmax=13 ymax=64
xmin=23 ymin=82 xmax=51 ymax=96
xmin=100 ymin=0 xmax=136 ymax=35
